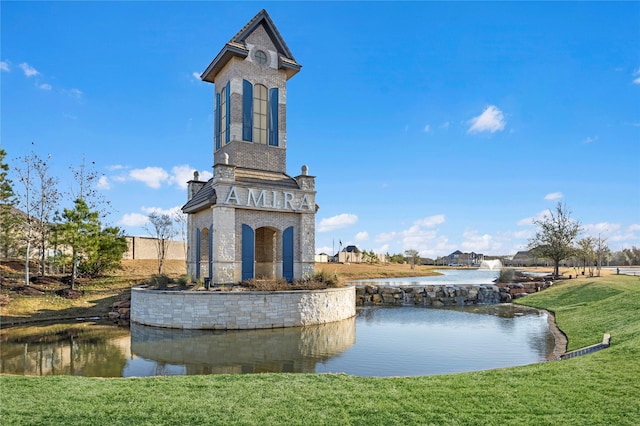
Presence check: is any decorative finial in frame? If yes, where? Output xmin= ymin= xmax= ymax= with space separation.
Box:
xmin=301 ymin=165 xmax=308 ymax=176
xmin=194 ymin=171 xmax=200 ymax=181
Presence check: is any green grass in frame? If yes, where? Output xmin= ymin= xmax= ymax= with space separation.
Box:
xmin=2 ymin=275 xmax=640 ymax=425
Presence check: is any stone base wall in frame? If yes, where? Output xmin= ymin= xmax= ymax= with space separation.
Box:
xmin=356 ymin=280 xmax=553 ymax=307
xmin=131 ymin=286 xmax=355 ymax=330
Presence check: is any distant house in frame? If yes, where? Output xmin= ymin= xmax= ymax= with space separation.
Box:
xmin=446 ymin=250 xmax=484 ymax=266
xmin=336 ymin=245 xmax=363 ymax=263
xmin=508 ymin=250 xmax=532 ymax=266
xmin=315 ymin=253 xmax=329 ymax=263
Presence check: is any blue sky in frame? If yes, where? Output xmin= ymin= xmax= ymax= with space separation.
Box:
xmin=2 ymin=1 xmax=639 ymax=258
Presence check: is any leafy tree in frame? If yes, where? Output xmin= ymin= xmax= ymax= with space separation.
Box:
xmin=404 ymin=249 xmax=420 ymax=269
xmin=79 ymin=226 xmax=127 ymax=277
xmin=621 ymin=246 xmax=640 ymax=266
xmin=528 ymin=202 xmax=582 ymax=277
xmin=146 ymin=212 xmax=176 ymax=275
xmin=0 ymin=149 xmax=19 ymax=259
xmin=55 ymin=198 xmax=101 ymax=289
xmin=576 ymin=237 xmax=596 ymax=276
xmin=595 ymin=235 xmax=609 ymax=276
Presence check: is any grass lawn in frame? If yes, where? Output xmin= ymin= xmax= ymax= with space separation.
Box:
xmin=2 ymin=273 xmax=640 ymax=425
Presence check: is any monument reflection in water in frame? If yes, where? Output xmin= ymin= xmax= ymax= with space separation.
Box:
xmin=127 ymin=319 xmax=356 ymax=376
xmin=1 ymin=305 xmax=555 ymax=377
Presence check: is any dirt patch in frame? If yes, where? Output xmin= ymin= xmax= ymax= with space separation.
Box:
xmin=10 ymin=286 xmax=45 ymax=296
xmin=55 ymin=288 xmax=84 ymax=299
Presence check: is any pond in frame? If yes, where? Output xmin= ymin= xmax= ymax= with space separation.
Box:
xmin=351 ymin=268 xmax=500 ymax=286
xmin=0 ymin=304 xmax=556 ymax=377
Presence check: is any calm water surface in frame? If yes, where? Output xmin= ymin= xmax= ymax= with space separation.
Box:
xmin=0 ymin=304 xmax=555 ymax=377
xmin=352 ymin=268 xmax=500 ymax=286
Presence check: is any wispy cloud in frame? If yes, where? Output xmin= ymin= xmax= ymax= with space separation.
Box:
xmin=0 ymin=61 xmax=10 ymax=72
xmin=192 ymin=72 xmax=201 ymax=81
xmin=633 ymin=68 xmax=640 ymax=85
xmin=544 ymin=192 xmax=563 ymax=201
xmin=467 ymin=105 xmax=506 ymax=134
xmin=517 ymin=210 xmax=552 ymax=226
xmin=317 ymin=213 xmax=358 ymax=232
xmin=38 ymin=83 xmax=52 ymax=91
xmin=62 ymin=88 xmax=83 ymax=99
xmin=423 ymin=124 xmax=430 ymax=133
xmin=19 ymin=62 xmax=39 ymax=77
xmin=414 ymin=214 xmax=445 ymax=228
xmin=583 ymin=135 xmax=598 ymax=144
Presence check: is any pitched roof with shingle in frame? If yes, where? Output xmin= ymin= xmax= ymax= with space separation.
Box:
xmin=201 ymin=9 xmax=301 ymax=83
xmin=181 ymin=167 xmax=301 ymax=213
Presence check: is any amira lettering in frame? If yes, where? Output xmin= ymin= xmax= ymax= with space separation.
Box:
xmin=223 ymin=186 xmax=313 ymax=211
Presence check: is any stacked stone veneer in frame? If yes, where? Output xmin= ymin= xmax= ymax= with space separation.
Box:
xmin=131 ymin=286 xmax=355 ymax=330
xmin=356 ymin=280 xmax=553 ymax=307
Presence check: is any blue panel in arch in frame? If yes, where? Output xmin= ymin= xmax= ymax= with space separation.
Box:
xmin=283 ymin=226 xmax=294 ymax=282
xmin=242 ymin=224 xmax=255 ymax=281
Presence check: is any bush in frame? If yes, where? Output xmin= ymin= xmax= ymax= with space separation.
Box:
xmin=149 ymin=274 xmax=171 ymax=289
xmin=497 ymin=268 xmax=516 ymax=283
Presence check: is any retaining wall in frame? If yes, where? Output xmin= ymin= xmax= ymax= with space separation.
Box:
xmin=356 ymin=280 xmax=552 ymax=307
xmin=131 ymin=286 xmax=355 ymax=330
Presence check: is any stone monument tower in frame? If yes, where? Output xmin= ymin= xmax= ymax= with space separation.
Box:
xmin=182 ymin=9 xmax=316 ymax=285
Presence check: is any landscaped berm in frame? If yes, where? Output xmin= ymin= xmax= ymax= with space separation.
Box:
xmin=1 ymin=262 xmax=639 ymax=425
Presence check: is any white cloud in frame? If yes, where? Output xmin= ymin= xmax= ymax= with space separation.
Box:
xmin=129 ymin=167 xmax=169 ymax=189
xmin=460 ymin=229 xmax=500 ymax=253
xmin=414 ymin=214 xmax=445 ymax=228
xmin=467 ymin=105 xmax=506 ymax=134
xmin=583 ymin=222 xmax=621 ymax=237
xmin=354 ymin=231 xmax=369 ymax=241
xmin=317 ymin=213 xmax=358 ymax=232
xmin=423 ymin=124 xmax=430 ymax=133
xmin=0 ymin=61 xmax=10 ymax=72
xmin=19 ymin=62 xmax=39 ymax=77
xmin=633 ymin=68 xmax=640 ymax=84
xmin=544 ymin=192 xmax=563 ymax=201
xmin=373 ymin=214 xmax=451 ymax=257
xmin=141 ymin=205 xmax=183 ymax=216
xmin=192 ymin=72 xmax=201 ymax=80
xmin=38 ymin=83 xmax=52 ymax=90
xmin=583 ymin=136 xmax=598 ymax=144
xmin=168 ymin=164 xmax=212 ymax=190
xmin=96 ymin=175 xmax=110 ymax=190
xmin=440 ymin=121 xmax=450 ymax=129
xmin=118 ymin=212 xmax=149 ymax=227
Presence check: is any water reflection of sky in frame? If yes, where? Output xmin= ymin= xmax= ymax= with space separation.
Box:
xmin=1 ymin=289 xmax=555 ymax=378
xmin=351 ymin=269 xmax=500 ymax=286
xmin=315 ymin=306 xmax=554 ymax=377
